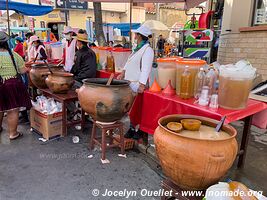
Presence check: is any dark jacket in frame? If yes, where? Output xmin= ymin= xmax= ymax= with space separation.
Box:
xmin=71 ymin=45 xmax=97 ymax=83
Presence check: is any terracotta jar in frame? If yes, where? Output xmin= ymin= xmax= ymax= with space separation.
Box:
xmin=45 ymin=71 xmax=74 ymax=94
xmin=154 ymin=114 xmax=238 ymax=190
xmin=76 ymin=78 xmax=134 ymax=122
xmin=29 ymin=63 xmax=63 ymax=89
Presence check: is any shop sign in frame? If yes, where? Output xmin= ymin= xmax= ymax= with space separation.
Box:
xmin=48 ymin=13 xmax=59 ymax=19
xmin=56 ymin=0 xmax=88 ymax=10
xmin=39 ymin=0 xmax=55 ymax=7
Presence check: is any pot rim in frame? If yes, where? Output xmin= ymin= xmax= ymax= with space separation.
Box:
xmin=31 ymin=64 xmax=62 ymax=68
xmin=158 ymin=114 xmax=237 ymax=141
xmin=82 ymin=78 xmax=130 ymax=87
xmin=47 ymin=72 xmax=74 ymax=77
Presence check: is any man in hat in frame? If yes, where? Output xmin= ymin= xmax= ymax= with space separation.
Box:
xmin=62 ymin=26 xmax=77 ymax=72
xmin=67 ymin=33 xmax=97 ymax=119
xmin=71 ymin=32 xmax=96 ymax=87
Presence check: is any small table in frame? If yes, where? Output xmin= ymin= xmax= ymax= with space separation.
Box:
xmin=129 ymin=91 xmax=267 ymax=168
xmin=40 ymin=89 xmax=85 ymax=137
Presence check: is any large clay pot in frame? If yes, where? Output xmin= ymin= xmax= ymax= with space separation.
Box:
xmin=154 ymin=115 xmax=238 ymax=190
xmin=76 ymin=78 xmax=134 ymax=122
xmin=45 ymin=71 xmax=74 ymax=94
xmin=29 ymin=63 xmax=63 ymax=89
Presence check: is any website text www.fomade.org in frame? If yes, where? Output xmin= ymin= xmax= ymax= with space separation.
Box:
xmin=90 ymin=188 xmax=264 ymax=199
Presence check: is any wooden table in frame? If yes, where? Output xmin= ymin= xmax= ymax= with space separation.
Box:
xmin=40 ymin=89 xmax=85 ymax=137
xmin=129 ymin=91 xmax=267 ymax=168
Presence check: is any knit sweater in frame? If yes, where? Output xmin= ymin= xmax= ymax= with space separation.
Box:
xmin=0 ymin=51 xmax=25 ymax=80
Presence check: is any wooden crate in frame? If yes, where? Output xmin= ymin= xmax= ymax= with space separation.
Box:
xmin=113 ymin=134 xmax=135 ymax=150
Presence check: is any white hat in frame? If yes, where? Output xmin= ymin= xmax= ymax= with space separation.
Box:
xmin=132 ymin=25 xmax=152 ymax=37
xmin=29 ymin=35 xmax=39 ymax=44
xmin=63 ymin=26 xmax=73 ymax=34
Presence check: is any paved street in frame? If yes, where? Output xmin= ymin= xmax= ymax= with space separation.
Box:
xmin=0 ymin=119 xmax=267 ymax=200
xmin=0 ymin=120 xmax=162 ymax=200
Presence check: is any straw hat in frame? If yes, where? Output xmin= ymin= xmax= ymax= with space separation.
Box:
xmin=73 ymin=33 xmax=89 ymax=43
xmin=0 ymin=31 xmax=9 ymax=42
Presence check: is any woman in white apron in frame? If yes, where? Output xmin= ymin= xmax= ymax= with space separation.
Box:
xmin=62 ymin=26 xmax=77 ymax=72
xmin=118 ymin=25 xmax=154 ymax=139
xmin=29 ymin=36 xmax=47 ymax=62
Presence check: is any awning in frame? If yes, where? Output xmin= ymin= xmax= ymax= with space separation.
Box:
xmin=0 ymin=0 xmax=53 ymax=16
xmin=106 ymin=23 xmax=141 ymax=36
xmin=82 ymin=0 xmax=207 ymax=9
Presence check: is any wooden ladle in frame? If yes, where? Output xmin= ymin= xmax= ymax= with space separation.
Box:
xmin=215 ymin=116 xmax=226 ymax=132
xmin=43 ymin=59 xmax=53 ymax=74
xmin=106 ymin=73 xmax=115 ymax=86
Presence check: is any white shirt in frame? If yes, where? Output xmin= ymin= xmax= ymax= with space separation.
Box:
xmin=64 ymin=38 xmax=77 ymax=72
xmin=124 ymin=44 xmax=154 ymax=92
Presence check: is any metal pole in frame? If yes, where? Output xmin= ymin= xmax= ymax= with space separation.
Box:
xmin=65 ymin=0 xmax=68 ymax=26
xmin=6 ymin=0 xmax=11 ymax=36
xmin=156 ymin=3 xmax=160 ymax=21
xmin=129 ymin=0 xmax=133 ymax=45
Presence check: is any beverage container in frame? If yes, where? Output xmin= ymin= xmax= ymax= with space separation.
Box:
xmin=218 ymin=60 xmax=256 ymax=110
xmin=204 ymin=67 xmax=217 ymax=97
xmin=176 ymin=59 xmax=207 ymax=97
xmin=198 ymin=86 xmax=210 ymax=106
xmin=180 ymin=66 xmax=192 ymax=99
xmin=157 ymin=57 xmax=179 ymax=89
xmin=112 ymin=48 xmax=131 ymax=72
xmin=99 ymin=47 xmax=112 ymax=69
xmin=106 ymin=51 xmax=115 ymax=72
xmin=209 ymin=94 xmax=219 ymax=109
xmin=194 ymin=68 xmax=205 ymax=99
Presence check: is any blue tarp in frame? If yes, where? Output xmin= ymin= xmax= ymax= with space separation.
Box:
xmin=106 ymin=23 xmax=141 ymax=36
xmin=0 ymin=0 xmax=53 ymax=16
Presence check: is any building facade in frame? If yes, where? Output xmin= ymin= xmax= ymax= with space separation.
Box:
xmin=8 ymin=0 xmax=146 ymax=30
xmin=217 ymin=0 xmax=267 ymax=79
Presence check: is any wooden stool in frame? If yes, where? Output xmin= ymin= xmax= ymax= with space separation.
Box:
xmin=90 ymin=121 xmax=125 ymax=161
xmin=161 ymin=179 xmax=205 ymax=200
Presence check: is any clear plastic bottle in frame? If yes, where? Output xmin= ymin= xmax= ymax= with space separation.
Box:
xmin=204 ymin=67 xmax=217 ymax=96
xmin=180 ymin=66 xmax=192 ymax=99
xmin=106 ymin=51 xmax=115 ymax=72
xmin=194 ymin=68 xmax=205 ymax=99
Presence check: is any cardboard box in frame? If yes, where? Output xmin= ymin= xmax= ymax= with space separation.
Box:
xmin=30 ymin=108 xmax=62 ymax=140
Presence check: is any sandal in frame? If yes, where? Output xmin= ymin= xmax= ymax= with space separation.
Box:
xmin=10 ymin=132 xmax=23 ymax=140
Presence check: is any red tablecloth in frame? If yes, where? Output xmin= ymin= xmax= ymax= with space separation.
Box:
xmin=129 ymin=91 xmax=267 ymax=134
xmin=96 ymin=70 xmax=121 ymax=79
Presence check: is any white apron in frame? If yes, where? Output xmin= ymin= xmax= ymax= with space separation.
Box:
xmin=33 ymin=45 xmax=47 ymax=61
xmin=124 ymin=44 xmax=150 ymax=92
xmin=64 ymin=38 xmax=77 ymax=72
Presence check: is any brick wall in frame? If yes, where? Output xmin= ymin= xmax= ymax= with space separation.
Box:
xmin=217 ymin=31 xmax=267 ymax=80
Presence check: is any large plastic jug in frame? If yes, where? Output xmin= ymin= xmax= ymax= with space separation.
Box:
xmin=50 ymin=42 xmax=63 ymax=60
xmin=176 ymin=59 xmax=207 ymax=97
xmin=157 ymin=57 xmax=182 ymax=89
xmin=218 ymin=60 xmax=256 ymax=110
xmin=112 ymin=48 xmax=131 ymax=72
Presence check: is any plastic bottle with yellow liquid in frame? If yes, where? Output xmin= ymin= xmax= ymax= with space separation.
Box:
xmin=180 ymin=66 xmax=192 ymax=99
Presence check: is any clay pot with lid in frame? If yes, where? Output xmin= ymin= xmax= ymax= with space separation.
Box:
xmin=29 ymin=63 xmax=63 ymax=89
xmin=154 ymin=114 xmax=238 ymax=190
xmin=45 ymin=71 xmax=74 ymax=94
xmin=76 ymin=78 xmax=134 ymax=122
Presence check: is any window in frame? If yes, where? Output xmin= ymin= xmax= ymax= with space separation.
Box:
xmin=254 ymin=0 xmax=267 ymax=25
